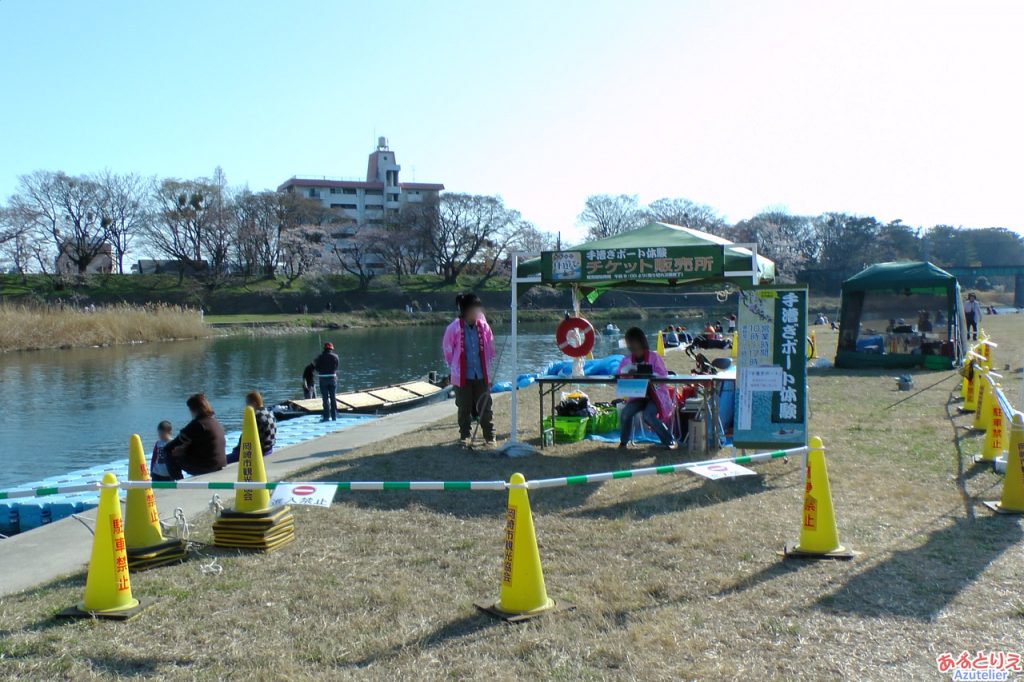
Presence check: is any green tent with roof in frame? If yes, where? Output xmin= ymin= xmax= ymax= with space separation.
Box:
xmin=835 ymin=261 xmax=965 ymax=369
xmin=515 ymin=222 xmax=775 ymax=295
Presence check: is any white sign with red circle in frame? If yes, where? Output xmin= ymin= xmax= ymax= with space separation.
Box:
xmin=270 ymin=482 xmax=336 ymax=508
xmin=688 ymin=462 xmax=757 ymax=480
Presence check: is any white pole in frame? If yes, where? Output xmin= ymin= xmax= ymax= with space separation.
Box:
xmin=509 ymin=251 xmax=520 ymax=444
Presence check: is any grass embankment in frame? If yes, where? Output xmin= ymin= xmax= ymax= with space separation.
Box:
xmin=2 ymin=318 xmax=1023 ymax=679
xmin=204 ymin=306 xmax=696 ymax=330
xmin=0 ymin=304 xmax=209 ymax=353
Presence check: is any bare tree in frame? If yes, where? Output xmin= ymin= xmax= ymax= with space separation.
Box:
xmin=423 ymin=193 xmax=523 ymax=283
xmin=147 ymin=178 xmax=219 ymax=282
xmin=331 ymin=222 xmax=380 ymax=291
xmin=0 ymin=205 xmax=34 ymax=281
xmin=512 ymin=223 xmax=559 ymax=254
xmin=279 ymin=224 xmax=329 ymax=285
xmin=732 ymin=210 xmax=814 ymax=279
xmin=9 ymin=171 xmax=111 ymax=274
xmin=200 ymin=167 xmax=235 ymax=278
xmin=646 ymin=197 xmax=727 ymax=235
xmin=97 ymin=170 xmax=152 ymax=273
xmin=373 ymin=205 xmax=432 ymax=281
xmin=577 ymin=194 xmax=647 ymax=240
xmin=233 ymin=190 xmax=278 ymax=277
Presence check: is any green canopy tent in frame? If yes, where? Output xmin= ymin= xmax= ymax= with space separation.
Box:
xmin=835 ymin=261 xmax=966 ymax=370
xmin=502 ymin=222 xmax=776 ymax=450
xmin=516 ymin=222 xmax=776 ymax=294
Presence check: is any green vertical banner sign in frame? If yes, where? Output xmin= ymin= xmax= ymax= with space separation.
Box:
xmin=734 ymin=287 xmax=808 ymax=449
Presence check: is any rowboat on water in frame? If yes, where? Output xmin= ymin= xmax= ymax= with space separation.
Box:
xmin=273 ymin=378 xmax=452 ymax=420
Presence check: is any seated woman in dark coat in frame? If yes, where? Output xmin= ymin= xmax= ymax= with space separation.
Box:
xmin=164 ymin=393 xmax=226 ymax=480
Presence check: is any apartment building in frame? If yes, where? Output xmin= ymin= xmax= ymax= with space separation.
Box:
xmin=278 ymin=138 xmax=443 ymax=272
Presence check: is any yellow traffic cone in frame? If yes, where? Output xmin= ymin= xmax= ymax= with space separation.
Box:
xmin=730 ymin=331 xmax=738 ymax=359
xmin=972 ymin=378 xmax=989 ymax=431
xmin=214 ymin=406 xmax=293 ymax=551
xmin=808 ymin=331 xmax=818 ymax=359
xmin=962 ymin=366 xmax=977 ymax=412
xmin=58 ymin=472 xmax=149 ymax=620
xmin=235 ymin=406 xmax=270 ymax=513
xmin=124 ymin=435 xmax=187 ymax=570
xmin=980 ymin=338 xmax=995 ymax=369
xmin=782 ymin=437 xmax=856 ymax=560
xmin=655 ymin=331 xmax=665 ymax=357
xmin=476 ymin=473 xmax=570 ymax=621
xmin=985 ymin=413 xmax=1024 ymax=514
xmin=978 ymin=400 xmax=1006 ymax=462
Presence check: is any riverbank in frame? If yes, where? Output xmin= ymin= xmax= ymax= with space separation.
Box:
xmin=204 ymin=306 xmax=728 ymax=332
xmin=0 ymin=304 xmax=209 ymax=353
xmin=3 ymin=317 xmax=1023 ymax=678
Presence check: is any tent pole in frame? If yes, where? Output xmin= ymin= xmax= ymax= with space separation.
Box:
xmin=499 ymin=250 xmax=539 ymax=458
xmin=509 ymin=250 xmax=520 ymax=445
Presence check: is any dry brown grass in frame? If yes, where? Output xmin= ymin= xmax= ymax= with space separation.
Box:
xmin=0 ymin=304 xmax=209 ymax=352
xmin=2 ymin=315 xmax=1024 ymax=680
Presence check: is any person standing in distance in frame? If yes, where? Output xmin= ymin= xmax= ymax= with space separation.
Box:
xmin=315 ymin=342 xmax=340 ymax=421
xmin=443 ymin=293 xmax=497 ymax=447
xmin=964 ymin=292 xmax=981 ymax=341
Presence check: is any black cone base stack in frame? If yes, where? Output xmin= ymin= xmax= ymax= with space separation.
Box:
xmin=212 ymin=505 xmax=295 ymax=552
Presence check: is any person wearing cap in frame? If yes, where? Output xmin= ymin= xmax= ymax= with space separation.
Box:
xmin=443 ymin=293 xmax=497 ymax=447
xmin=314 ymin=342 xmax=340 ymax=421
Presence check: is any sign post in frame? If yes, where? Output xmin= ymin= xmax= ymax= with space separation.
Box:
xmin=734 ymin=287 xmax=808 ymax=449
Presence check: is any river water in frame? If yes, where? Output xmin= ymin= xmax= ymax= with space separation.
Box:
xmin=0 ymin=318 xmax=695 ymax=489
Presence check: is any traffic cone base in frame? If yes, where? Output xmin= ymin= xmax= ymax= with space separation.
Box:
xmin=982 ymin=501 xmax=1024 ymax=515
xmin=475 ymin=597 xmax=572 ymax=623
xmin=780 ymin=544 xmax=857 ymax=560
xmin=57 ymin=598 xmax=152 ymax=621
xmin=127 ymin=538 xmax=188 ymax=572
xmin=476 ymin=473 xmax=573 ymax=622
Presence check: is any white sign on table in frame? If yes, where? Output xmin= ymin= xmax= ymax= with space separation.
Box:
xmin=615 ymin=378 xmax=650 ymax=399
xmin=688 ymin=462 xmax=757 ymax=480
xmin=270 ymin=483 xmax=336 ymax=508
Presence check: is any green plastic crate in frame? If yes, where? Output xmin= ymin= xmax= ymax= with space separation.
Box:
xmin=587 ymin=407 xmax=619 ymax=435
xmin=542 ymin=416 xmax=589 ymax=444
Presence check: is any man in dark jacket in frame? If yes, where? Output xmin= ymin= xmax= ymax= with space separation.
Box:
xmin=315 ymin=342 xmax=340 ymax=421
xmin=302 ymin=362 xmax=317 ymax=399
xmin=165 ymin=393 xmax=227 ymax=479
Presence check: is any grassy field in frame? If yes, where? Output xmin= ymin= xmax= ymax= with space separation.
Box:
xmin=0 ymin=304 xmax=209 ymax=353
xmin=1 ymin=316 xmax=1023 ymax=679
xmin=0 ymin=272 xmax=511 ymax=301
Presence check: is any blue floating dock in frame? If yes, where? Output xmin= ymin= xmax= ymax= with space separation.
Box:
xmin=0 ymin=414 xmax=374 ymax=537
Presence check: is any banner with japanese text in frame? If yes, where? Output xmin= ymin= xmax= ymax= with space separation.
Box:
xmin=541 ymin=245 xmax=723 ymax=283
xmin=734 ymin=287 xmax=808 ymax=449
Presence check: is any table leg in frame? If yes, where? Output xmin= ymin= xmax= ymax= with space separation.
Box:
xmin=539 ymin=385 xmax=545 ymax=449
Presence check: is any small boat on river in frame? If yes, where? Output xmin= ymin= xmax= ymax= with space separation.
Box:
xmin=273 ymin=378 xmax=451 ymax=421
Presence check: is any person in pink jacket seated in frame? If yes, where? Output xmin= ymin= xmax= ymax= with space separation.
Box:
xmin=443 ymin=293 xmax=497 ymax=447
xmin=617 ymin=327 xmax=676 ymax=449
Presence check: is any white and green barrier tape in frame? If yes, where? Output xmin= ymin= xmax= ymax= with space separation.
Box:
xmin=0 ymin=446 xmax=808 ymax=501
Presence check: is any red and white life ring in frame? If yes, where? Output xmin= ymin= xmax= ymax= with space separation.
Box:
xmin=555 ymin=317 xmax=596 ymax=358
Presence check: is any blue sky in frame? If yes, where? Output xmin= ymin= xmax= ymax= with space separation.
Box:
xmin=1 ymin=0 xmax=1022 ymax=242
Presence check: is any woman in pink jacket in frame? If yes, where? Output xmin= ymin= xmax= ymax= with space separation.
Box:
xmin=617 ymin=327 xmax=676 ymax=449
xmin=442 ymin=293 xmax=497 ymax=447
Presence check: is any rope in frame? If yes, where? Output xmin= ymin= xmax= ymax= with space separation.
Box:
xmin=69 ymin=514 xmax=94 ymax=535
xmin=0 ymin=446 xmax=809 ymax=499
